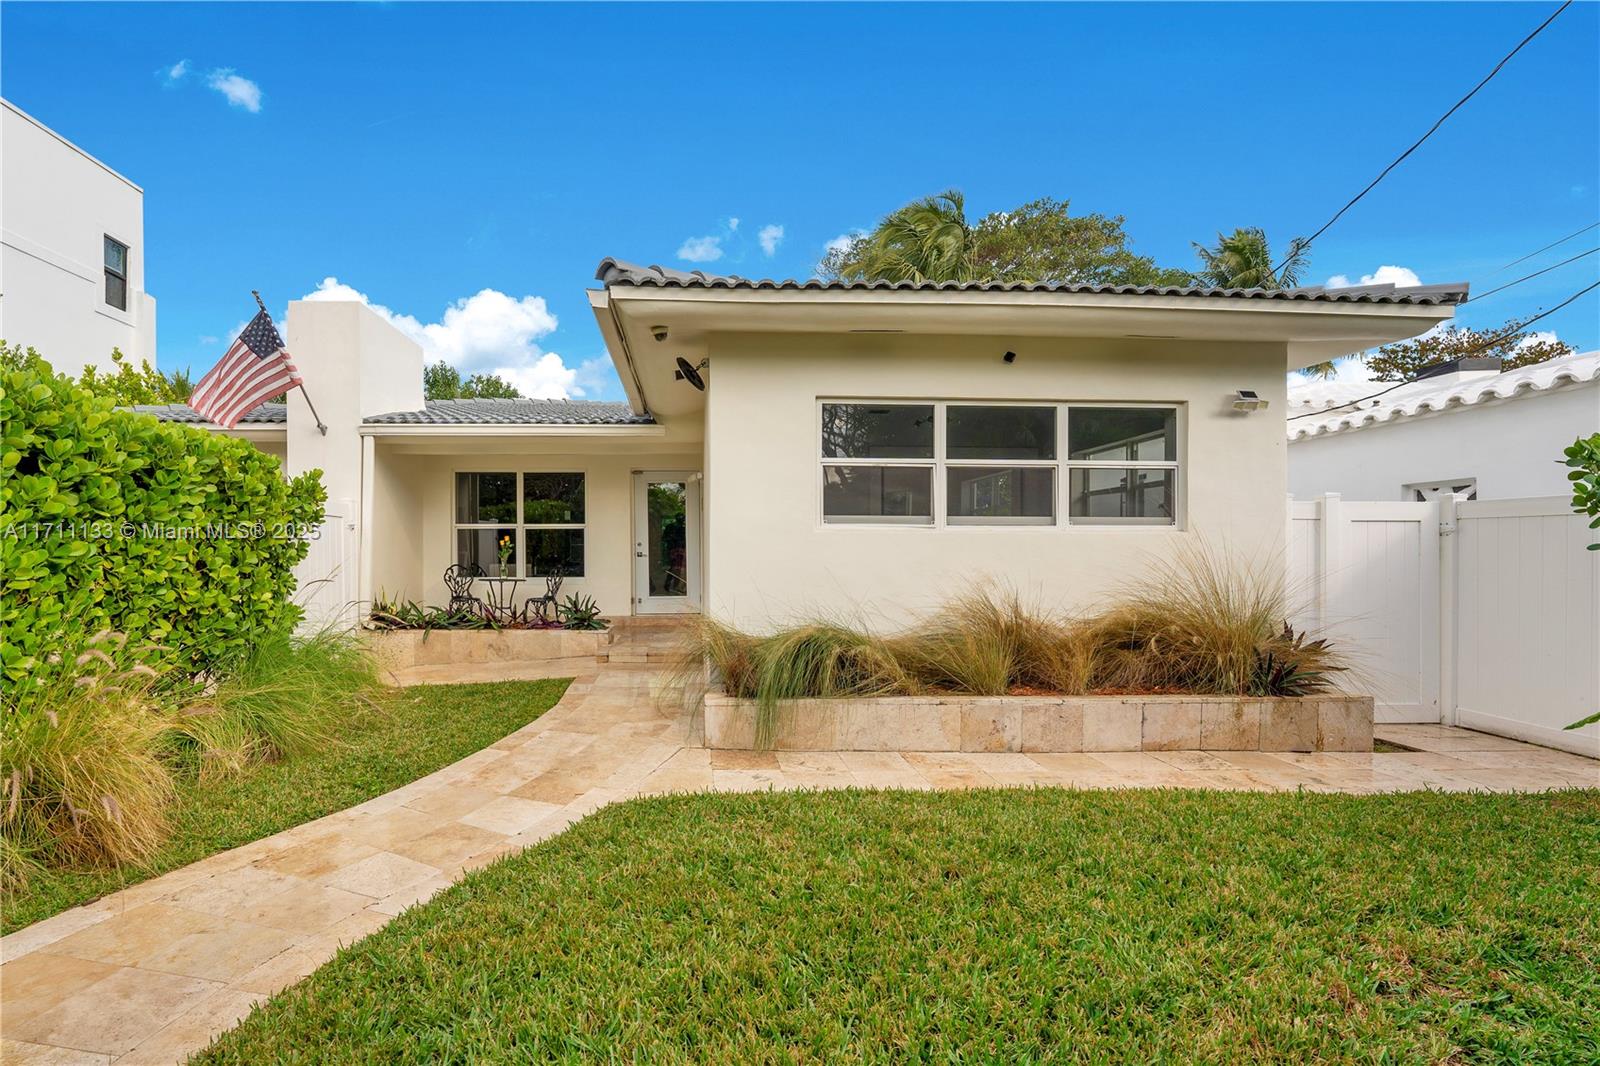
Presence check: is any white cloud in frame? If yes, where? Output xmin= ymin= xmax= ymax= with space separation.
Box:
xmin=206 ymin=69 xmax=262 ymax=112
xmin=162 ymin=60 xmax=190 ymax=86
xmin=727 ymin=217 xmax=740 ymax=232
xmin=677 ymin=236 xmax=724 ymax=263
xmin=758 ymin=224 xmax=785 ymax=256
xmin=824 ymin=230 xmax=866 ymax=257
xmin=300 ymin=278 xmax=587 ymax=398
xmin=1325 ymin=264 xmax=1422 ymax=290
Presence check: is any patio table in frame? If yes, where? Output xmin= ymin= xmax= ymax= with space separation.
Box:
xmin=477 ymin=575 xmax=523 ymax=622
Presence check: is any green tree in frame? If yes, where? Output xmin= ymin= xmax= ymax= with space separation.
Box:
xmin=1 ymin=343 xmax=192 ymax=404
xmin=1564 ymin=432 xmax=1600 ymax=730
xmin=1191 ymin=227 xmax=1309 ymax=290
xmin=820 ymin=191 xmax=1187 ymax=286
xmin=423 ymin=360 xmax=522 ymax=399
xmin=1363 ymin=323 xmax=1575 ymax=383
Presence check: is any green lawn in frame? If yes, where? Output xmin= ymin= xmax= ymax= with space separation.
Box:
xmin=200 ymin=787 xmax=1598 ymax=1064
xmin=2 ymin=679 xmax=570 ymax=934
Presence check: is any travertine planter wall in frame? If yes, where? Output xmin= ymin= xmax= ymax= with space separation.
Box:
xmin=702 ymin=694 xmax=1374 ymax=753
xmin=363 ymin=627 xmax=612 ymax=670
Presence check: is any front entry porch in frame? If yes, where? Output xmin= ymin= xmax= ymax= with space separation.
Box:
xmin=356 ymin=426 xmax=704 ymax=624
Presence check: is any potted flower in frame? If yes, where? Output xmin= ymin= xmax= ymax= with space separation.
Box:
xmin=497 ymin=534 xmax=513 ymax=578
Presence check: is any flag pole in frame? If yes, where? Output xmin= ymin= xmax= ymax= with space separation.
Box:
xmin=253 ymin=290 xmax=327 ymax=436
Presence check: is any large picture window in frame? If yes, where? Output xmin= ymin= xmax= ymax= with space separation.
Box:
xmin=820 ymin=402 xmax=1179 ymax=527
xmin=454 ymin=471 xmax=585 ymax=576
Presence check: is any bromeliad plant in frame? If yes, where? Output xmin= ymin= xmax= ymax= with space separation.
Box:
xmin=556 ymin=593 xmax=606 ymax=631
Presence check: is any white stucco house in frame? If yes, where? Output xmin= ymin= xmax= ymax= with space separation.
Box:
xmin=132 ymin=264 xmax=1466 ymax=629
xmin=1 ymin=98 xmax=157 ymax=372
xmin=1288 ymin=350 xmax=1599 ymax=501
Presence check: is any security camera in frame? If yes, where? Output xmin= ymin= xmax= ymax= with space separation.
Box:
xmin=650 ymin=325 xmax=669 ymax=342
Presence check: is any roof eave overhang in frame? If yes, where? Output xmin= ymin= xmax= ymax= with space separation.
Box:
xmin=588 ymin=289 xmax=649 ymax=417
xmin=601 ymin=285 xmax=1459 ymax=371
xmin=358 ymin=423 xmax=665 ymax=437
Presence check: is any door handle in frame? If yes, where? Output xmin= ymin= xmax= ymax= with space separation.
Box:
xmin=635 ymin=551 xmax=645 ymax=557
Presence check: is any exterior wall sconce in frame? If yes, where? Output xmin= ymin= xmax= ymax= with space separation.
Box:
xmin=1231 ymin=389 xmax=1269 ymax=412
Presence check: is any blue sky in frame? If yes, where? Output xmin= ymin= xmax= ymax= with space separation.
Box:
xmin=5 ymin=2 xmax=1597 ymax=397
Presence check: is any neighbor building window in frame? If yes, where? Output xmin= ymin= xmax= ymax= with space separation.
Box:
xmin=104 ymin=236 xmax=129 ymax=311
xmin=454 ymin=471 xmax=585 ymax=576
xmin=820 ymin=401 xmax=1179 ymax=527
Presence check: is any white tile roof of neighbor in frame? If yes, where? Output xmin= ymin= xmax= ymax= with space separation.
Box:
xmin=1287 ymin=350 xmax=1599 ymax=440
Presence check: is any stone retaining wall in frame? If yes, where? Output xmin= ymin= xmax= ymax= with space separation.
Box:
xmin=703 ymin=694 xmax=1374 ymax=753
xmin=363 ymin=627 xmax=612 ymax=670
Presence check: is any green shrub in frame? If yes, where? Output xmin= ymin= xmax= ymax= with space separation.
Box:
xmin=0 ymin=349 xmax=325 ymax=690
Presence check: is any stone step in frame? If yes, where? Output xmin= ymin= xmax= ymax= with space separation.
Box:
xmin=597 ymin=645 xmax=678 ymax=664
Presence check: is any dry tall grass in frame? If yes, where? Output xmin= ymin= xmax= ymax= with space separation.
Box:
xmin=678 ymin=549 xmax=1347 ymax=745
xmin=2 ymin=628 xmax=384 ymax=890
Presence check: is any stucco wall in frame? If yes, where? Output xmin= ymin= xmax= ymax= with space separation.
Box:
xmin=1288 ymin=383 xmax=1598 ymax=501
xmin=377 ymin=447 xmax=702 ymax=617
xmin=703 ymin=333 xmax=1289 ymax=630
xmin=0 ymin=102 xmax=155 ymax=372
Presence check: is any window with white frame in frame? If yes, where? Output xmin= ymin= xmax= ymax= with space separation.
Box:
xmin=819 ymin=402 xmax=1179 ymax=527
xmin=454 ymin=472 xmax=585 ymax=576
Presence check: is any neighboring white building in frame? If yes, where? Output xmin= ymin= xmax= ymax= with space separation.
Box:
xmin=1287 ymin=351 xmax=1599 ymax=501
xmin=133 ymin=263 xmax=1463 ymax=630
xmin=0 ymin=98 xmax=156 ymax=372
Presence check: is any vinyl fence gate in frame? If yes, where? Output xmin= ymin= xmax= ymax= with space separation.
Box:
xmin=1289 ymin=493 xmax=1598 ymax=758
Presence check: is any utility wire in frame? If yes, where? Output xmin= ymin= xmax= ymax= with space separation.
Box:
xmin=1466 ymin=246 xmax=1598 ymax=302
xmin=1273 ymin=0 xmax=1573 ymax=274
xmin=1289 ymin=280 xmax=1600 ymax=419
xmin=1495 ymin=221 xmax=1599 ymax=272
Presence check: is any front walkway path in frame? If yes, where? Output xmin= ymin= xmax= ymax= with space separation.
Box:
xmin=4 ymin=654 xmax=1595 ymax=1064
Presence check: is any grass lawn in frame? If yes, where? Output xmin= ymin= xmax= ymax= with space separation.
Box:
xmin=2 ymin=679 xmax=570 ymax=934
xmin=200 ymin=787 xmax=1599 ymax=1064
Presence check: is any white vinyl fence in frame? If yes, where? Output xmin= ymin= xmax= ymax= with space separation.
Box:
xmin=293 ymin=497 xmax=358 ymax=632
xmin=1290 ymin=493 xmax=1598 ymax=757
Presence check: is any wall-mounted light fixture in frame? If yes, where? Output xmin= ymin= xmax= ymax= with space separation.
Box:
xmin=675 ymin=356 xmax=709 ymax=391
xmin=1231 ymin=389 xmax=1269 ymax=412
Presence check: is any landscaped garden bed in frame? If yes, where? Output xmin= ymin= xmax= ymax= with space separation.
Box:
xmin=681 ymin=550 xmax=1373 ymax=751
xmin=363 ymin=627 xmax=613 ymax=671
xmin=195 ymin=787 xmax=1600 ymax=1063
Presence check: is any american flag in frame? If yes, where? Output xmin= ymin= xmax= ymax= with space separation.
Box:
xmin=189 ymin=308 xmax=302 ymax=428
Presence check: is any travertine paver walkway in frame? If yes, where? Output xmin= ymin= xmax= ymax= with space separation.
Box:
xmin=3 ymin=646 xmax=1596 ymax=1064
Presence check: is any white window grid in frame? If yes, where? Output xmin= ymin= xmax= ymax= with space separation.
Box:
xmin=817 ymin=400 xmax=1183 ymax=529
xmin=453 ymin=470 xmax=586 ymax=577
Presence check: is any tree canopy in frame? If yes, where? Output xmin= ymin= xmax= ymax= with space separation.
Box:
xmin=819 ymin=192 xmax=1189 ymax=287
xmin=423 ymin=360 xmax=522 ymax=400
xmin=1191 ymin=227 xmax=1308 ymax=290
xmin=1364 ymin=323 xmax=1575 ymax=383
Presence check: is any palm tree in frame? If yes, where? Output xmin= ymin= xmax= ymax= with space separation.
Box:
xmin=840 ymin=189 xmax=985 ymax=284
xmin=1191 ymin=227 xmax=1309 ymax=290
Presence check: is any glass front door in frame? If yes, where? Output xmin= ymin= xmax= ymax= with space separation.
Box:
xmin=633 ymin=471 xmax=700 ymax=613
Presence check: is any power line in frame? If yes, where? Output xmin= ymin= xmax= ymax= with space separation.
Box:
xmin=1495 ymin=221 xmax=1599 ymax=272
xmin=1466 ymin=246 xmax=1598 ymax=303
xmin=1273 ymin=0 xmax=1573 ymax=274
xmin=1289 ymin=280 xmax=1600 ymax=420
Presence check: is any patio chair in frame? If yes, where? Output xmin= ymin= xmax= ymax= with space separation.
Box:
xmin=443 ymin=563 xmax=485 ymax=616
xmin=523 ymin=572 xmax=565 ymax=624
